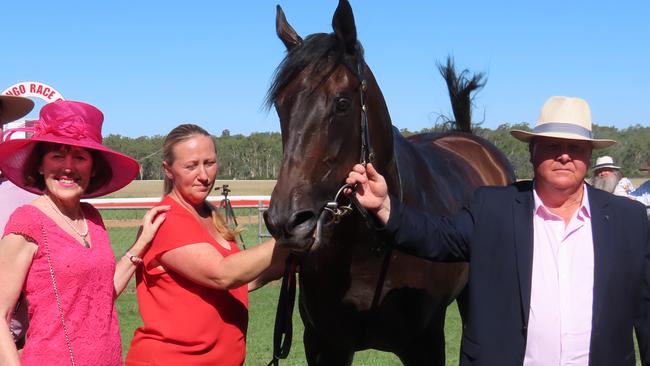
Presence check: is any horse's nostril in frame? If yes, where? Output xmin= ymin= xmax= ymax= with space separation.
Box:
xmin=287 ymin=210 xmax=317 ymax=232
xmin=264 ymin=210 xmax=283 ymax=239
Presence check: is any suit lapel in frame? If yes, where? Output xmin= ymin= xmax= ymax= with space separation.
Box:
xmin=513 ymin=185 xmax=534 ymax=326
xmin=587 ymin=186 xmax=612 ymax=333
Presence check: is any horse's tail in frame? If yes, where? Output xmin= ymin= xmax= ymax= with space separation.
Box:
xmin=438 ymin=57 xmax=486 ymax=133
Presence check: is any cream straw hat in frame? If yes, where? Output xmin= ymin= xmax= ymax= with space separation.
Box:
xmin=510 ymin=96 xmax=615 ymax=149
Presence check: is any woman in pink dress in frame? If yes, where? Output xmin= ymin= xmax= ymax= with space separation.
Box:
xmin=0 ymin=101 xmax=169 ymax=365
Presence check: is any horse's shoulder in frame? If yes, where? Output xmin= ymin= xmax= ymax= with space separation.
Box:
xmin=402 ymin=131 xmax=478 ymax=145
xmin=401 ymin=131 xmax=510 ymax=165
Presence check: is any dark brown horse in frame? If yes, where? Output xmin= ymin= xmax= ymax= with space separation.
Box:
xmin=264 ymin=1 xmax=515 ymax=365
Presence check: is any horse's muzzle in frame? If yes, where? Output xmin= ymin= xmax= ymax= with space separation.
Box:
xmin=264 ymin=209 xmax=318 ymax=252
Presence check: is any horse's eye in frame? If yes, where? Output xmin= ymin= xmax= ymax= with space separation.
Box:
xmin=335 ymin=98 xmax=351 ymax=113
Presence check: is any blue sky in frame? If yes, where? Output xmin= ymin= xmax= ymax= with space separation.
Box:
xmin=2 ymin=1 xmax=649 ymax=137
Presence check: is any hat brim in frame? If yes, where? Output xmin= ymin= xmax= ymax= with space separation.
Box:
xmin=0 ymin=136 xmax=139 ymax=198
xmin=509 ymin=129 xmax=616 ymax=149
xmin=593 ymin=164 xmax=620 ymax=171
xmin=0 ymin=96 xmax=35 ymax=125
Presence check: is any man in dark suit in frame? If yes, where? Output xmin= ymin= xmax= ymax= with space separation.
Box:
xmin=346 ymin=96 xmax=649 ymax=365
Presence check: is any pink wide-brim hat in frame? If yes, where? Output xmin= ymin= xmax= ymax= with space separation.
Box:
xmin=0 ymin=100 xmax=140 ymax=198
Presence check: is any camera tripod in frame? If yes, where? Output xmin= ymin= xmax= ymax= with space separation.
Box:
xmin=215 ymin=184 xmax=246 ymax=249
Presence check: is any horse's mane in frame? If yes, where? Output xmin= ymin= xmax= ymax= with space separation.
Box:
xmin=265 ymin=33 xmax=364 ymax=109
xmin=438 ymin=58 xmax=486 ymax=133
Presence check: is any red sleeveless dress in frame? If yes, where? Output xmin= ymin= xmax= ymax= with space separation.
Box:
xmin=126 ymin=195 xmax=248 ymax=366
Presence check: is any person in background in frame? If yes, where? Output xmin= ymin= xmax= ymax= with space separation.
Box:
xmin=126 ymin=124 xmax=287 ymax=366
xmin=631 ymin=157 xmax=650 ymax=217
xmin=591 ymin=155 xmax=635 ymax=196
xmin=0 ymin=95 xmax=36 ymax=232
xmin=0 ymin=95 xmax=36 ymax=351
xmin=0 ymin=100 xmax=169 ymax=365
xmin=346 ymin=96 xmax=649 ymax=365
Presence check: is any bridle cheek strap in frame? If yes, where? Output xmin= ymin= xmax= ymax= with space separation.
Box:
xmin=357 ymin=62 xmax=374 ymax=166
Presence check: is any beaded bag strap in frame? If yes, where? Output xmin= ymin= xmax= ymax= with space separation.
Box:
xmin=40 ymin=223 xmax=76 ymax=366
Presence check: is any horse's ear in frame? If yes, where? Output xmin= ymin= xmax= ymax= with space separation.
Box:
xmin=332 ymin=0 xmax=357 ymax=55
xmin=276 ymin=5 xmax=302 ymax=51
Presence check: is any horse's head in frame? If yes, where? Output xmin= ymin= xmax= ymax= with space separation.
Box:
xmin=264 ymin=0 xmax=395 ymax=252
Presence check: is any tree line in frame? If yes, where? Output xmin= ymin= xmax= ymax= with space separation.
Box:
xmin=103 ymin=124 xmax=650 ymax=181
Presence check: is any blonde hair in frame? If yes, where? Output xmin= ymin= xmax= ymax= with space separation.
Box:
xmin=209 ymin=203 xmax=242 ymax=242
xmin=163 ymin=124 xmax=242 ymax=241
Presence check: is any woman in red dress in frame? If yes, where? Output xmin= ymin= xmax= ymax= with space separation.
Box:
xmin=126 ymin=124 xmax=285 ymax=366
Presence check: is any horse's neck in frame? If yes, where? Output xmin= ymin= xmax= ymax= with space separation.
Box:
xmin=383 ymin=131 xmax=403 ymax=202
xmin=364 ymin=75 xmax=402 ymax=201
xmin=367 ymin=104 xmax=402 ymax=202
xmin=369 ymin=122 xmax=401 ymax=202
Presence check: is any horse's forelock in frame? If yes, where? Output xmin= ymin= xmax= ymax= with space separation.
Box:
xmin=266 ymin=32 xmax=363 ymax=109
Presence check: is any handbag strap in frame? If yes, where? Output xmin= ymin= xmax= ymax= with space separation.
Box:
xmin=40 ymin=223 xmax=76 ymax=366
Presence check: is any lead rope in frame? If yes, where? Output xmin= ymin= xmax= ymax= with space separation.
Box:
xmin=41 ymin=223 xmax=76 ymax=366
xmin=267 ymin=254 xmax=297 ymax=366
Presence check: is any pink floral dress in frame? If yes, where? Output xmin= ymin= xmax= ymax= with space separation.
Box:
xmin=4 ymin=204 xmax=122 ymax=366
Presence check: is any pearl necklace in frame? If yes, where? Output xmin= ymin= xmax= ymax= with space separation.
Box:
xmin=44 ymin=195 xmax=90 ymax=248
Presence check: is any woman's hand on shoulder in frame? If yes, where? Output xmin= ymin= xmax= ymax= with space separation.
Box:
xmin=138 ymin=205 xmax=170 ymax=244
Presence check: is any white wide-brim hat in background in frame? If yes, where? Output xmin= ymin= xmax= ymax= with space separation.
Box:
xmin=510 ymin=96 xmax=616 ymax=149
xmin=593 ymin=155 xmax=620 ymax=172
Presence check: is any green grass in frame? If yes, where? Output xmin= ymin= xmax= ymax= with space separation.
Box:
xmin=108 ymin=226 xmax=142 ymax=353
xmin=101 ymin=209 xmax=149 ymax=220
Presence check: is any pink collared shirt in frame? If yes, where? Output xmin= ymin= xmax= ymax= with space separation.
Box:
xmin=524 ymin=185 xmax=594 ymax=366
xmin=0 ymin=176 xmax=37 ymax=342
xmin=0 ymin=176 xmax=37 ymax=232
